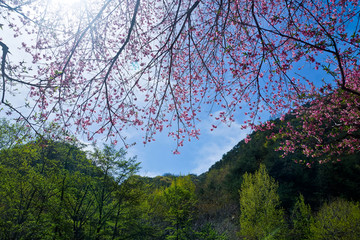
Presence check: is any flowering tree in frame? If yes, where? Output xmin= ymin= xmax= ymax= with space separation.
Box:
xmin=1 ymin=0 xmax=359 ymax=158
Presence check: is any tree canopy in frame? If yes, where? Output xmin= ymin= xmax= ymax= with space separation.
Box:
xmin=239 ymin=164 xmax=286 ymax=239
xmin=1 ymin=0 xmax=359 ymax=159
xmin=0 ymin=139 xmax=145 ymax=239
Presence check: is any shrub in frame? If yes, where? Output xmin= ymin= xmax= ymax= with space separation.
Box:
xmin=310 ymin=198 xmax=360 ymax=240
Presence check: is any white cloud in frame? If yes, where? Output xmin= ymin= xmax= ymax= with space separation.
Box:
xmin=138 ymin=169 xmax=162 ymax=178
xmin=191 ymin=120 xmax=250 ymax=175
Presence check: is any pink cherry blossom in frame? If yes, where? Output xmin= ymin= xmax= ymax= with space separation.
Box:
xmin=0 ymin=0 xmax=359 ymax=160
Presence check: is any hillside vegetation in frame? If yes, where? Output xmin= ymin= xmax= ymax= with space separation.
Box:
xmin=0 ymin=118 xmax=360 ymax=239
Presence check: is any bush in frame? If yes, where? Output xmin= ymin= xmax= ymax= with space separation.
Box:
xmin=310 ymin=198 xmax=360 ymax=240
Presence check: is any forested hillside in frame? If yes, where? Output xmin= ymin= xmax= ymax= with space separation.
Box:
xmin=195 ymin=117 xmax=360 ymax=239
xmin=1 ymin=117 xmax=360 ymax=239
xmin=0 ymin=121 xmax=225 ymax=239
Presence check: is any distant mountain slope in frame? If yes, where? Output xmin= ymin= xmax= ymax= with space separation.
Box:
xmin=194 ymin=117 xmax=360 ymax=238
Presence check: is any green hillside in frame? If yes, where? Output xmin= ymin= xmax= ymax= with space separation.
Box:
xmin=1 ymin=118 xmax=360 ymax=239
xmin=195 ymin=118 xmax=360 ymax=239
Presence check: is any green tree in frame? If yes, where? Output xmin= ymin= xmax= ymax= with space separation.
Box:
xmin=0 ymin=118 xmax=31 ymax=149
xmin=90 ymin=144 xmax=140 ymax=239
xmin=0 ymin=141 xmax=60 ymax=239
xmin=0 ymin=135 xmax=149 ymax=240
xmin=111 ymin=176 xmax=162 ymax=240
xmin=239 ymin=164 xmax=286 ymax=240
xmin=163 ymin=176 xmax=197 ymax=240
xmin=291 ymin=194 xmax=312 ymax=240
xmin=310 ymin=199 xmax=360 ymax=240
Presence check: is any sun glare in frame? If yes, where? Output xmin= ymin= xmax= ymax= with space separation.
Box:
xmin=44 ymin=0 xmax=87 ymax=24
xmin=50 ymin=0 xmax=85 ymax=11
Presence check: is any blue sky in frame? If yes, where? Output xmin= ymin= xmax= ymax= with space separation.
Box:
xmin=0 ymin=24 xmax=284 ymax=178
xmin=1 ymin=0 xmax=340 ymax=178
xmin=1 ymin=19 xmax=251 ymax=178
xmin=125 ymin=117 xmax=251 ymax=177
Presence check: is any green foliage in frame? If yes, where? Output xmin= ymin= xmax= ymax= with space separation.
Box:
xmin=201 ymin=116 xmax=360 ymax=216
xmin=0 ymin=143 xmax=47 ymax=239
xmin=163 ymin=176 xmax=197 ymax=240
xmin=194 ymin=224 xmax=229 ymax=240
xmin=91 ymin=144 xmax=140 ymax=183
xmin=89 ymin=144 xmax=141 ymax=239
xmin=239 ymin=164 xmax=286 ymax=240
xmin=0 ymin=131 xmax=148 ymax=239
xmin=309 ymin=199 xmax=360 ymax=240
xmin=2 ymin=115 xmax=360 ymax=240
xmin=146 ymin=175 xmax=199 ymax=239
xmin=0 ymin=118 xmax=31 ymax=149
xmin=197 ymin=116 xmax=360 ymax=239
xmin=290 ymin=194 xmax=312 ymax=239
